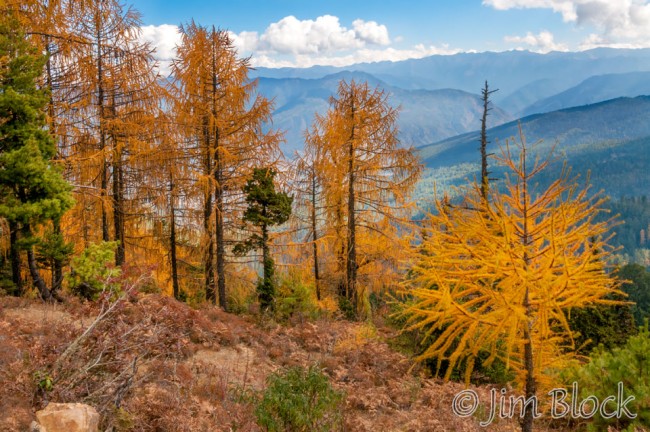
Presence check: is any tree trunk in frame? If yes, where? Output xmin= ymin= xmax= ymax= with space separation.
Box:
xmin=9 ymin=221 xmax=23 ymax=295
xmin=336 ymin=203 xmax=346 ymax=298
xmin=22 ymin=225 xmax=56 ymax=302
xmin=101 ymin=162 xmax=109 ymax=242
xmin=346 ymin=96 xmax=358 ymax=314
xmin=522 ymin=289 xmax=536 ymax=432
xmin=169 ymin=174 xmax=180 ymax=300
xmin=480 ymin=80 xmax=497 ymax=204
xmin=113 ymin=142 xmax=125 ymax=266
xmin=45 ymin=40 xmax=64 ymax=293
xmin=259 ymin=223 xmax=274 ymax=311
xmin=203 ymin=115 xmax=215 ymax=303
xmin=215 ymin=167 xmax=227 ymax=311
xmin=311 ymin=171 xmax=321 ymax=301
xmin=96 ymin=11 xmax=110 ymax=243
xmin=210 ymin=33 xmax=227 ymax=311
xmin=52 ymin=219 xmax=64 ymax=293
xmin=520 ymin=142 xmax=536 ymax=432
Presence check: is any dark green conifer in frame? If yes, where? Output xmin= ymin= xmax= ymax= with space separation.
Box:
xmin=234 ymin=168 xmax=292 ymax=310
xmin=0 ymin=13 xmax=73 ymax=300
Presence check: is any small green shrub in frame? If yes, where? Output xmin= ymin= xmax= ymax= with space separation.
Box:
xmin=337 ymin=296 xmax=356 ymax=321
xmin=276 ymin=277 xmax=319 ymax=321
xmin=66 ymin=241 xmax=121 ymax=300
xmin=34 ymin=370 xmax=53 ymax=393
xmin=255 ymin=365 xmax=344 ymax=432
xmin=562 ymin=322 xmax=650 ymax=431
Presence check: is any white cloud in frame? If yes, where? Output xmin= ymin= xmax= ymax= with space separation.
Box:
xmin=483 ymin=0 xmax=577 ymax=20
xmin=140 ymin=24 xmax=182 ymax=61
xmin=231 ymin=15 xmax=459 ymax=67
xmin=254 ymin=15 xmax=389 ymax=55
xmin=352 ymin=19 xmax=390 ymax=45
xmin=484 ymin=0 xmax=650 ymax=48
xmin=139 ymin=24 xmax=182 ymax=75
xmin=258 ymin=15 xmax=357 ymax=54
xmin=141 ymin=16 xmax=462 ymax=69
xmin=504 ymin=30 xmax=568 ymax=52
xmin=229 ymin=30 xmax=259 ymax=53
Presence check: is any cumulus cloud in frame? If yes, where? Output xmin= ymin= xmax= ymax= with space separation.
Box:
xmin=504 ymin=30 xmax=568 ymax=52
xmin=139 ymin=24 xmax=182 ymax=75
xmin=251 ymin=15 xmax=390 ymax=55
xmin=484 ymin=0 xmax=650 ymax=48
xmin=141 ymin=15 xmax=461 ymax=69
xmin=230 ymin=15 xmax=458 ymax=67
xmin=352 ymin=19 xmax=390 ymax=45
xmin=140 ymin=24 xmax=182 ymax=61
xmin=229 ymin=30 xmax=259 ymax=53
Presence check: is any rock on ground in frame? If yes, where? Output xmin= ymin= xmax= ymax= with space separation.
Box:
xmin=35 ymin=403 xmax=99 ymax=432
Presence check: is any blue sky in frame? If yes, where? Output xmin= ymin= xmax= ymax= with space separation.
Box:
xmin=133 ymin=0 xmax=650 ymax=68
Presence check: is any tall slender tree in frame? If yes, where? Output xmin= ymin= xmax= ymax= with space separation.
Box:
xmin=292 ymin=147 xmax=327 ymax=301
xmin=307 ymin=79 xmax=422 ymax=317
xmin=170 ymin=23 xmax=281 ymax=309
xmin=479 ymin=80 xmax=498 ymax=203
xmin=33 ymin=0 xmax=162 ymax=267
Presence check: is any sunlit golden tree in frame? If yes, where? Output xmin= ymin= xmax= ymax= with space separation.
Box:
xmin=13 ymin=0 xmax=164 ymax=270
xmin=400 ymin=128 xmax=624 ymax=432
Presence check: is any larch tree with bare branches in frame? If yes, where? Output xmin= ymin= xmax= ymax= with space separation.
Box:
xmin=306 ymin=79 xmax=422 ymax=317
xmin=170 ymin=23 xmax=282 ymax=310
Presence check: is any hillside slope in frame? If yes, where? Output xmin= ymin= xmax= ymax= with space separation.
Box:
xmin=0 ymin=294 xmax=531 ymax=431
xmin=416 ymin=96 xmax=650 ymax=199
xmin=521 ymin=71 xmax=650 ymax=116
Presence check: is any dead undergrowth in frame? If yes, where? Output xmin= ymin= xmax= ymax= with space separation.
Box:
xmin=0 ymin=293 xmax=551 ymax=431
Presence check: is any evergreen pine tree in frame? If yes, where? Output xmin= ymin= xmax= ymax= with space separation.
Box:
xmin=0 ymin=13 xmax=73 ymax=300
xmin=234 ymin=168 xmax=292 ymax=310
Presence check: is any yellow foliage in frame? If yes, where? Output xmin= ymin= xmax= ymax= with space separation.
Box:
xmin=304 ymin=79 xmax=422 ymax=317
xmin=400 ymin=127 xmax=624 ymax=396
xmin=317 ymin=296 xmax=339 ymax=316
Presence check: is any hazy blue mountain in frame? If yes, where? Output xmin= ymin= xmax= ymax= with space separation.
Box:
xmin=498 ymin=78 xmax=570 ymax=115
xmin=257 ymin=71 xmax=512 ymax=154
xmin=415 ymin=96 xmax=650 ymax=199
xmin=252 ymin=48 xmax=650 ymax=107
xmin=521 ymin=71 xmax=650 ymax=116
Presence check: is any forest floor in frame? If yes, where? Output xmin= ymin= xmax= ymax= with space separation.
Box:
xmin=0 ymin=293 xmax=564 ymax=431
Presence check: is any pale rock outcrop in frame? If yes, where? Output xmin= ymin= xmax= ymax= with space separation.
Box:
xmin=35 ymin=403 xmax=99 ymax=432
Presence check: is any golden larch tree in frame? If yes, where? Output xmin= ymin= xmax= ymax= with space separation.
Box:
xmin=24 ymin=0 xmax=163 ymax=268
xmin=307 ymin=79 xmax=422 ymax=317
xmin=400 ymin=128 xmax=624 ymax=432
xmin=170 ymin=22 xmax=282 ymax=309
xmin=287 ymin=146 xmax=329 ymax=302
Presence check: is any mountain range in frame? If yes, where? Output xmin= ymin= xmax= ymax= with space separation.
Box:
xmin=416 ymin=96 xmax=650 ymax=199
xmin=254 ymin=48 xmax=650 ymax=156
xmin=253 ymin=48 xmax=650 ymax=201
xmin=256 ymin=71 xmax=512 ymax=154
